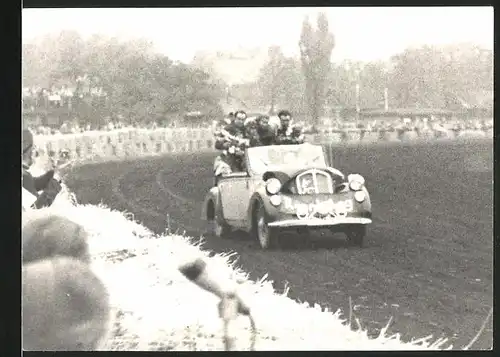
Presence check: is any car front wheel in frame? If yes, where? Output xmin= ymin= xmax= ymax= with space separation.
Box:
xmin=255 ymin=203 xmax=277 ymax=250
xmin=346 ymin=225 xmax=366 ymax=247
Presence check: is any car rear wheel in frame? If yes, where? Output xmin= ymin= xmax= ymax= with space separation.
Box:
xmin=346 ymin=225 xmax=366 ymax=247
xmin=255 ymin=202 xmax=277 ymax=250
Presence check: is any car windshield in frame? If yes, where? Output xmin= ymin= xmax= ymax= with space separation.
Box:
xmin=247 ymin=143 xmax=327 ymax=174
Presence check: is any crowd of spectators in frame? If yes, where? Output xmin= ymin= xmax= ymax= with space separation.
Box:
xmin=28 ymin=120 xmax=158 ymax=136
xmin=310 ymin=116 xmax=493 ymax=135
xmin=29 ymin=113 xmax=493 ymax=138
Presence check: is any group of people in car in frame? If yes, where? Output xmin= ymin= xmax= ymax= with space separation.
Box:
xmin=212 ymin=109 xmax=305 ymax=179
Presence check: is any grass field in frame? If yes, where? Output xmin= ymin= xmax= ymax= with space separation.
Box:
xmin=67 ymin=140 xmax=493 ymax=349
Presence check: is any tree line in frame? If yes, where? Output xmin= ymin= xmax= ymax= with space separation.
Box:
xmin=23 ymin=31 xmax=225 ymax=127
xmin=231 ymin=14 xmax=493 ymax=125
xmin=23 ymin=16 xmax=493 ymax=128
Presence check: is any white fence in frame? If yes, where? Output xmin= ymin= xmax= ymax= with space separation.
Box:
xmin=33 ymin=127 xmax=493 ymax=165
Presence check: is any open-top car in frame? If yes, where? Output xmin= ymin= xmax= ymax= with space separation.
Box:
xmin=202 ymin=143 xmax=372 ymax=249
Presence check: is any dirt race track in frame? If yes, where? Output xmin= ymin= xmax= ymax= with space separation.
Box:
xmin=66 ymin=140 xmax=493 ymax=350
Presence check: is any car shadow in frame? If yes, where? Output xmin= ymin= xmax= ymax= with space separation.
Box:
xmin=229 ymin=229 xmax=358 ymax=251
xmin=277 ymin=232 xmax=356 ymax=251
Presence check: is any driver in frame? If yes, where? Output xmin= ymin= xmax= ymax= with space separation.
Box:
xmin=256 ymin=115 xmax=277 ymax=146
xmin=245 ymin=114 xmax=277 ymax=147
xmin=275 ymin=110 xmax=305 ymax=145
xmin=213 ymin=110 xmax=249 ymax=183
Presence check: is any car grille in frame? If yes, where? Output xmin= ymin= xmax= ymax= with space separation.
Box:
xmin=296 ymin=169 xmax=334 ymax=194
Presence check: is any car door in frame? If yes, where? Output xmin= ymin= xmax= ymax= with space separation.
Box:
xmin=218 ymin=173 xmax=251 ymax=222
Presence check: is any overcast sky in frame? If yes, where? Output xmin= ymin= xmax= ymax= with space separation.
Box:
xmin=22 ymin=7 xmax=493 ymax=63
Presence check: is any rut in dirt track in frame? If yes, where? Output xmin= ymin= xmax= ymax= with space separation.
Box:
xmin=67 ymin=141 xmax=493 ymax=350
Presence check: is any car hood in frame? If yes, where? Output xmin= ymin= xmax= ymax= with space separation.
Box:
xmin=262 ymin=166 xmax=345 ymax=183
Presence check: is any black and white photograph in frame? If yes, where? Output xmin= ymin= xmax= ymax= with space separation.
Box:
xmin=21 ymin=6 xmax=493 ymax=351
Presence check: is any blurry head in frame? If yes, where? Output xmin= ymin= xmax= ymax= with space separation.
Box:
xmin=257 ymin=116 xmax=275 ymax=142
xmin=22 ymin=257 xmax=111 ymax=351
xmin=234 ymin=110 xmax=247 ymax=120
xmin=292 ymin=125 xmax=302 ymax=135
xmin=277 ymin=110 xmax=292 ymax=128
xmin=244 ymin=116 xmax=257 ymax=128
xmin=256 ymin=115 xmax=271 ymax=133
xmin=259 ymin=123 xmax=274 ymax=136
xmin=22 ymin=129 xmax=34 ymax=167
xmin=233 ymin=110 xmax=247 ymax=127
xmin=22 ymin=212 xmax=91 ymax=264
xmin=256 ymin=115 xmax=270 ymax=126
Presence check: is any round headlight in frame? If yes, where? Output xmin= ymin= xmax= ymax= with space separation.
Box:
xmin=349 ymin=181 xmax=363 ymax=191
xmin=354 ymin=191 xmax=366 ymax=203
xmin=348 ymin=174 xmax=365 ymax=185
xmin=348 ymin=174 xmax=365 ymax=191
xmin=266 ymin=178 xmax=282 ymax=194
xmin=269 ymin=194 xmax=282 ymax=206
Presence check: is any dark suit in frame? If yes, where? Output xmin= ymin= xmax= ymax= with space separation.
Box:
xmin=22 ymin=165 xmax=58 ymax=209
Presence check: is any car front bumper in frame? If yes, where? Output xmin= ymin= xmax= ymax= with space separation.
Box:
xmin=268 ymin=217 xmax=372 ymax=228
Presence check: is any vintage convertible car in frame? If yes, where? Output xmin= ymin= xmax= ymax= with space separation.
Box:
xmin=202 ymin=143 xmax=372 ymax=249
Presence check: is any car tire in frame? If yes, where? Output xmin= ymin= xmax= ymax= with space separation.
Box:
xmin=255 ymin=202 xmax=277 ymax=250
xmin=346 ymin=225 xmax=366 ymax=247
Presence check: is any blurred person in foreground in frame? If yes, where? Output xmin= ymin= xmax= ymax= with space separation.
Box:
xmin=22 ymin=209 xmax=111 ymax=351
xmin=22 ymin=129 xmax=62 ymax=210
xmin=23 ymin=257 xmax=111 ymax=350
xmin=275 ymin=110 xmax=305 ymax=145
xmin=212 ymin=110 xmax=250 ymax=184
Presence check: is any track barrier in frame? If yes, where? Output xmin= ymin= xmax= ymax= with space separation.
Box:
xmin=33 ymin=126 xmax=493 ymax=165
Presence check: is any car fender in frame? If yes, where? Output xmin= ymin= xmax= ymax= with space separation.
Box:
xmin=350 ymin=186 xmax=372 ymax=215
xmin=246 ymin=187 xmax=278 ymax=231
xmin=325 ymin=167 xmax=345 ymax=180
xmin=360 ymin=186 xmax=372 ymax=212
xmin=201 ymin=186 xmax=224 ymax=221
